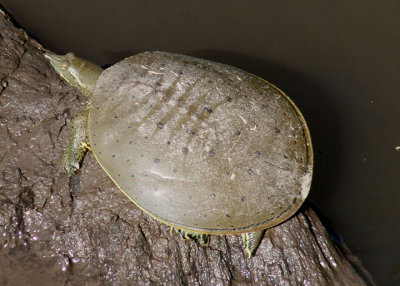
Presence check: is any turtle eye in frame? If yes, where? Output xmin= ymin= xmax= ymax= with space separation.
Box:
xmin=60 ymin=60 xmax=70 ymax=70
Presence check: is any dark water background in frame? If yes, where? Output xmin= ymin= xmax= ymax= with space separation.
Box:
xmin=1 ymin=1 xmax=399 ymax=285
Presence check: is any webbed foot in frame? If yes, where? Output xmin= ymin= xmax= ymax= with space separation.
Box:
xmin=62 ymin=111 xmax=89 ymax=175
xmin=172 ymin=228 xmax=210 ymax=246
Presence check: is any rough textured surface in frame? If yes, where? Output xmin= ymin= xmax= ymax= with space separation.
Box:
xmin=0 ymin=9 xmax=373 ymax=286
xmin=90 ymin=51 xmax=312 ymax=234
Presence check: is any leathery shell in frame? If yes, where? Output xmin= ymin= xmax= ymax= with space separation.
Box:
xmin=88 ymin=51 xmax=313 ymax=234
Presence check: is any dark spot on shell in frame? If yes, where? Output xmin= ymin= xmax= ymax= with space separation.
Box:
xmin=172 ymin=168 xmax=178 ymax=173
xmin=116 ymin=140 xmax=119 ymax=143
xmin=284 ymin=154 xmax=288 ymax=159
xmin=275 ymin=127 xmax=281 ymax=133
xmin=144 ymin=174 xmax=148 ymax=177
xmin=204 ymin=106 xmax=213 ymax=113
xmin=156 ymin=122 xmax=164 ymax=129
xmin=178 ymin=70 xmax=183 ymax=75
xmin=210 ymin=194 xmax=216 ymax=199
xmin=144 ymin=136 xmax=148 ymax=139
xmin=95 ymin=121 xmax=98 ymax=124
xmin=96 ymin=107 xmax=99 ymax=110
xmin=117 ymin=174 xmax=120 ymax=177
xmin=181 ymin=147 xmax=189 ymax=154
xmin=131 ymin=174 xmax=134 ymax=178
xmin=188 ymin=129 xmax=196 ymax=135
xmin=155 ymin=82 xmax=161 ymax=86
xmin=241 ymin=196 xmax=246 ymax=202
xmin=129 ymin=141 xmax=132 ymax=144
xmin=184 ymin=213 xmax=187 ymax=216
xmin=128 ymin=126 xmax=131 ymax=129
xmin=226 ymin=96 xmax=232 ymax=102
xmin=208 ymin=150 xmax=214 ymax=157
xmin=113 ymin=115 xmax=118 ymax=119
xmin=255 ymin=150 xmax=261 ymax=156
xmin=188 ymin=195 xmax=193 ymax=200
xmin=207 ymin=80 xmax=213 ymax=83
xmin=167 ymin=141 xmax=171 ymax=145
xmin=240 ymin=107 xmax=245 ymax=111
xmin=131 ymin=95 xmax=135 ymax=99
xmin=225 ymin=214 xmax=231 ymax=218
xmin=112 ymin=154 xmax=115 ymax=158
xmin=126 ymin=159 xmax=130 ymax=162
xmin=141 ymin=154 xmax=144 ymax=157
xmin=150 ymin=104 xmax=153 ymax=108
xmin=247 ymin=169 xmax=253 ymax=175
xmin=154 ymin=158 xmax=160 ymax=163
xmin=235 ymin=131 xmax=241 ymax=136
xmin=99 ymin=151 xmax=102 ymax=154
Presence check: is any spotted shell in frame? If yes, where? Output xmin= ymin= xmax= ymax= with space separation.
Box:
xmin=88 ymin=51 xmax=313 ymax=234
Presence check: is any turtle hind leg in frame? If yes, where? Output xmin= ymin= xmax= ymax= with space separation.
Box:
xmin=242 ymin=230 xmax=266 ymax=258
xmin=62 ymin=111 xmax=89 ymax=175
xmin=173 ymin=228 xmax=210 ymax=246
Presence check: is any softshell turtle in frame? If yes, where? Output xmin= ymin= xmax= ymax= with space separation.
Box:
xmin=45 ymin=51 xmax=313 ymax=257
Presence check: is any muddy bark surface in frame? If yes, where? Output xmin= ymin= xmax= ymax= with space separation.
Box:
xmin=0 ymin=9 xmax=373 ymax=286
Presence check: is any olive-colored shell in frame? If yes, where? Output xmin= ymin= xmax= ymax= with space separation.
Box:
xmin=88 ymin=52 xmax=313 ymax=234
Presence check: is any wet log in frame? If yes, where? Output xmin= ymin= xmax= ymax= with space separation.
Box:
xmin=0 ymin=8 xmax=374 ymax=286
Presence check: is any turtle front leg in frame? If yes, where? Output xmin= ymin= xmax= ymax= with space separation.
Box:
xmin=62 ymin=110 xmax=89 ymax=175
xmin=172 ymin=228 xmax=211 ymax=246
xmin=242 ymin=230 xmax=265 ymax=258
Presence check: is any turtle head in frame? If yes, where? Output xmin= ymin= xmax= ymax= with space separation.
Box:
xmin=45 ymin=52 xmax=103 ymax=98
